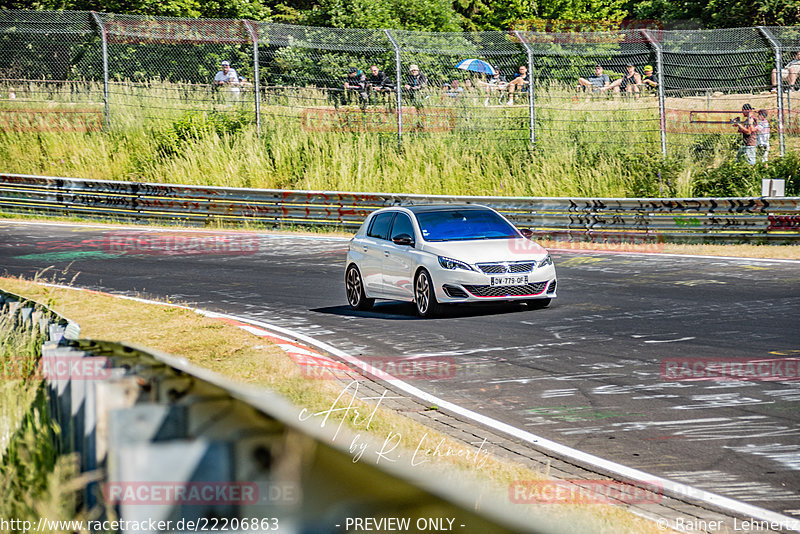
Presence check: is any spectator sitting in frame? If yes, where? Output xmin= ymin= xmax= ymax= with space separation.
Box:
xmin=343 ymin=67 xmax=368 ymax=106
xmin=640 ymin=65 xmax=658 ymax=91
xmin=577 ymin=65 xmax=611 ymax=92
xmin=506 ymin=65 xmax=529 ymax=105
xmin=600 ymin=63 xmax=641 ymax=95
xmin=403 ymin=64 xmax=428 ymax=93
xmin=479 ymin=68 xmax=507 ymax=106
xmin=443 ymin=80 xmax=464 ymax=98
xmin=214 ymin=61 xmax=240 ymax=96
xmin=772 ymin=51 xmax=800 ymax=92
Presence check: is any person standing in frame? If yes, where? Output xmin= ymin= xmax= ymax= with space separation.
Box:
xmin=734 ymin=103 xmax=757 ymax=165
xmin=756 ymin=109 xmax=771 ymax=163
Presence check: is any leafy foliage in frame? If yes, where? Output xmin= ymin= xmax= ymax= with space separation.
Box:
xmin=692 ymin=153 xmax=800 ymax=196
xmin=155 ymin=110 xmax=251 ymax=157
xmin=3 ymin=0 xmax=795 ymax=30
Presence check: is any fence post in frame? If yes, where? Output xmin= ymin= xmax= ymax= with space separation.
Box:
xmin=513 ymin=31 xmax=536 ymax=146
xmin=642 ymin=30 xmax=667 ymax=157
xmin=758 ymin=26 xmax=786 ymax=157
xmin=90 ymin=11 xmax=110 ymax=129
xmin=244 ymin=20 xmax=262 ymax=136
xmin=383 ymin=29 xmax=403 ymax=150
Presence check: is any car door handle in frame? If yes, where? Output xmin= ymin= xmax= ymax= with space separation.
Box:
xmin=384 ymin=251 xmax=390 ymax=257
xmin=362 ymin=246 xmax=368 ymax=252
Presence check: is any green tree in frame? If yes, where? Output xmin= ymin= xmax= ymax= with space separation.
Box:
xmin=303 ymin=0 xmax=463 ymax=31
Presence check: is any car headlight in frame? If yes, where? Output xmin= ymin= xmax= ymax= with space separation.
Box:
xmin=438 ymin=256 xmax=474 ymax=271
xmin=538 ymin=254 xmax=553 ymax=268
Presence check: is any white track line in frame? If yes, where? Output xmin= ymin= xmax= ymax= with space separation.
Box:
xmin=34 ymin=281 xmax=800 ymax=533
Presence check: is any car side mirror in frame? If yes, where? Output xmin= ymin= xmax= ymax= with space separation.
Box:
xmin=392 ymin=234 xmax=415 ymax=247
xmin=520 ymin=228 xmax=534 ymax=239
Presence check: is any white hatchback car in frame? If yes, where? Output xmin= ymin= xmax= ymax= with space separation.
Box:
xmin=345 ymin=204 xmax=557 ymax=317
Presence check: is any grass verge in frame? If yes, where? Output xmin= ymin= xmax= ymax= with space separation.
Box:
xmin=0 ymin=275 xmax=669 ymax=533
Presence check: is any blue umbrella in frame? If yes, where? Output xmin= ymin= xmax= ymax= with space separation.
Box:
xmin=455 ymin=59 xmax=497 ymax=75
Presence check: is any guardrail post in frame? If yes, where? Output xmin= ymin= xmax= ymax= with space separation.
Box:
xmin=244 ymin=20 xmax=262 ymax=136
xmin=514 ymin=31 xmax=536 ymax=146
xmin=758 ymin=26 xmax=786 ymax=157
xmin=642 ymin=30 xmax=667 ymax=157
xmin=90 ymin=11 xmax=110 ymax=129
xmin=383 ymin=29 xmax=403 ymax=150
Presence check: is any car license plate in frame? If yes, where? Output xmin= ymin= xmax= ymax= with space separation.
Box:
xmin=490 ymin=275 xmax=528 ymax=286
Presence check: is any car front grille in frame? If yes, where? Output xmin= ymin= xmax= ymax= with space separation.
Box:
xmin=477 ymin=262 xmax=536 ymax=274
xmin=463 ymin=281 xmax=547 ymax=298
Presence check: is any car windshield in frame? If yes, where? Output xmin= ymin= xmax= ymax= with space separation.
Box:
xmin=415 ymin=209 xmax=520 ymax=241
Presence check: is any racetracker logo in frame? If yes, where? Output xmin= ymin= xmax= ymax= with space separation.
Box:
xmin=509 ymin=480 xmax=663 ymax=504
xmin=508 ymin=19 xmax=664 ymax=43
xmin=2 ymin=356 xmax=111 ymax=381
xmin=661 ymin=357 xmax=800 ymax=382
xmin=300 ymin=356 xmax=457 ymax=381
xmin=302 ymin=107 xmax=455 ymax=133
xmin=102 ymin=232 xmax=259 ymax=255
xmin=103 ymin=482 xmax=259 ymax=505
xmin=514 ymin=231 xmax=664 ymax=253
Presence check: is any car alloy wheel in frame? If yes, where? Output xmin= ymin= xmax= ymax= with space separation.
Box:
xmin=414 ymin=269 xmax=440 ymax=318
xmin=346 ymin=265 xmax=374 ymax=310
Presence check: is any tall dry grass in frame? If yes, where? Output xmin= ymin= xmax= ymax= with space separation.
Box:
xmin=0 ymin=80 xmax=796 ymax=197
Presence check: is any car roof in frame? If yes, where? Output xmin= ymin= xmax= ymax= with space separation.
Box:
xmin=389 ymin=204 xmax=491 ymax=214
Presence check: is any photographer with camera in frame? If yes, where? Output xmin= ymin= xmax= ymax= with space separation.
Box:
xmin=733 ymin=103 xmax=757 ymax=165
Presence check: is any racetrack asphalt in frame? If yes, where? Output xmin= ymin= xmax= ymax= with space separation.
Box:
xmin=2 ymin=221 xmax=799 ymax=522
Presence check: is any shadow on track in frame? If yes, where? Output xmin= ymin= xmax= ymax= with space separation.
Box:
xmin=311 ymin=300 xmax=550 ymax=320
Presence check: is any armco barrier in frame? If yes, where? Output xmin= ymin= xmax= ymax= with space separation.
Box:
xmin=1 ymin=173 xmax=799 ymax=242
xmin=0 ymin=288 xmax=561 ymax=534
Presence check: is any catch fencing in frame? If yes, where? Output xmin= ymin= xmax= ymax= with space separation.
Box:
xmin=0 ymin=11 xmax=799 ymax=154
xmin=1 ymin=173 xmax=799 ymax=242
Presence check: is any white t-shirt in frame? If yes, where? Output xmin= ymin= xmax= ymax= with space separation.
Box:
xmin=214 ymin=68 xmax=239 ymax=88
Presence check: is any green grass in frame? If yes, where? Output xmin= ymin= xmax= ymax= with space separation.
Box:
xmin=0 ymin=80 xmax=797 ymax=197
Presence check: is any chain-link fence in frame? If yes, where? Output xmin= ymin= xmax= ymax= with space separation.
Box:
xmin=1 ymin=10 xmax=799 ymax=156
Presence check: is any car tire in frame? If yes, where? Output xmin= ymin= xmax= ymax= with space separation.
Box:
xmin=525 ymin=298 xmax=552 ymax=309
xmin=414 ymin=269 xmax=441 ymax=318
xmin=346 ymin=265 xmax=374 ymax=310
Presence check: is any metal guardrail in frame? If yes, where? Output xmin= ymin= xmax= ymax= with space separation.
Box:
xmin=0 ymin=288 xmax=564 ymax=534
xmin=1 ymin=173 xmax=799 ymax=242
